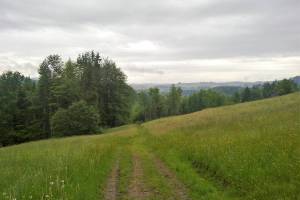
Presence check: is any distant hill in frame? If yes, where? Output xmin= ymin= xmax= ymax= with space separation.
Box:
xmin=131 ymin=81 xmax=262 ymax=94
xmin=131 ymin=76 xmax=300 ymax=95
xmin=211 ymin=86 xmax=243 ymax=96
xmin=292 ymin=76 xmax=300 ymax=85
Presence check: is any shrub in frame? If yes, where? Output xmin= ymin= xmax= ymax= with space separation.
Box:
xmin=51 ymin=101 xmax=99 ymax=136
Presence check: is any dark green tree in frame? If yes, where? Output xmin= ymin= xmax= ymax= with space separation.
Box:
xmin=51 ymin=59 xmax=80 ymax=109
xmin=148 ymin=88 xmax=165 ymax=119
xmin=0 ymin=72 xmax=24 ymax=145
xmin=38 ymin=55 xmax=63 ymax=138
xmin=250 ymin=86 xmax=262 ymax=100
xmin=167 ymin=85 xmax=182 ymax=115
xmin=232 ymin=91 xmax=241 ymax=103
xmin=275 ymin=79 xmax=297 ymax=95
xmin=0 ymin=72 xmax=40 ymax=146
xmin=262 ymin=82 xmax=273 ymax=98
xmin=77 ymin=51 xmax=101 ymax=105
xmin=241 ymin=87 xmax=251 ymax=102
xmin=98 ymin=59 xmax=133 ymax=126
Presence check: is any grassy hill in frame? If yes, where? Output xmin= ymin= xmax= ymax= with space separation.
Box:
xmin=1 ymin=92 xmax=299 ymax=200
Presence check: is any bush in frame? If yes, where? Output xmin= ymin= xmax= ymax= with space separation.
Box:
xmin=51 ymin=101 xmax=99 ymax=136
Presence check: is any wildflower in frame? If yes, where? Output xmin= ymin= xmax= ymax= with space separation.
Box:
xmin=50 ymin=181 xmax=54 ymax=185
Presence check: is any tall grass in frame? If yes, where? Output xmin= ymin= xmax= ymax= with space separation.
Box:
xmin=0 ymin=133 xmax=134 ymax=199
xmin=143 ymin=92 xmax=300 ymax=199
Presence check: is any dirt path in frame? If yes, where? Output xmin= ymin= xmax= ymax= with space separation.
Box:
xmin=104 ymin=160 xmax=120 ymax=200
xmin=128 ymin=155 xmax=151 ymax=199
xmin=154 ymin=158 xmax=190 ymax=200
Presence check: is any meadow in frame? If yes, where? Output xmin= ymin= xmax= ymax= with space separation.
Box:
xmin=1 ymin=92 xmax=299 ymax=200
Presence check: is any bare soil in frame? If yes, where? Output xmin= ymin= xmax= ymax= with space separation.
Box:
xmin=128 ymin=155 xmax=151 ymax=199
xmin=154 ymin=158 xmax=190 ymax=200
xmin=104 ymin=160 xmax=120 ymax=200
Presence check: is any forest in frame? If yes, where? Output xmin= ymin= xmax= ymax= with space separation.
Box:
xmin=0 ymin=51 xmax=298 ymax=146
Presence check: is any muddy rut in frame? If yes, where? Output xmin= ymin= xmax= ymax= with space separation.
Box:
xmin=103 ymin=153 xmax=190 ymax=200
xmin=128 ymin=155 xmax=151 ymax=199
xmin=104 ymin=160 xmax=120 ymax=200
xmin=154 ymin=158 xmax=190 ymax=200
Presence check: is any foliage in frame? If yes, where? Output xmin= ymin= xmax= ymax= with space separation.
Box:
xmin=51 ymin=101 xmax=99 ymax=136
xmin=132 ymin=88 xmax=167 ymax=122
xmin=233 ymin=79 xmax=298 ymax=103
xmin=38 ymin=54 xmax=63 ymax=138
xmin=0 ymin=51 xmax=133 ymax=146
xmin=0 ymin=71 xmax=41 ymax=146
xmin=181 ymin=89 xmax=226 ymax=114
xmin=166 ymin=84 xmax=182 ymax=115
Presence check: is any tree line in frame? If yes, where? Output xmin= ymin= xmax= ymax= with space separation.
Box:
xmin=0 ymin=51 xmax=298 ymax=146
xmin=131 ymin=79 xmax=298 ymax=122
xmin=0 ymin=51 xmax=134 ymax=146
xmin=232 ymin=79 xmax=299 ymax=103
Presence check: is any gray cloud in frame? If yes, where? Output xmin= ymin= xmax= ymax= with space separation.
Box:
xmin=124 ymin=65 xmax=164 ymax=75
xmin=0 ymin=55 xmax=38 ymax=77
xmin=0 ymin=0 xmax=299 ymax=83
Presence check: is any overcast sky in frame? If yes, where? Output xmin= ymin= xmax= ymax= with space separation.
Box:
xmin=0 ymin=0 xmax=299 ymax=83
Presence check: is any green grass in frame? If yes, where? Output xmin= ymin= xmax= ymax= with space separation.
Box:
xmin=1 ymin=93 xmax=299 ymax=199
xmin=0 ymin=133 xmax=130 ymax=199
xmin=143 ymin=92 xmax=300 ymax=199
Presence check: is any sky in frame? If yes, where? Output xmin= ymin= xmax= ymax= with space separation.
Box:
xmin=0 ymin=0 xmax=299 ymax=83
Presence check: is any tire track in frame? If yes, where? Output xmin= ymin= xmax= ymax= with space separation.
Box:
xmin=104 ymin=160 xmax=120 ymax=200
xmin=128 ymin=154 xmax=151 ymax=199
xmin=154 ymin=158 xmax=190 ymax=200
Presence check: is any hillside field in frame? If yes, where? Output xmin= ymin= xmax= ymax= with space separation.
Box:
xmin=0 ymin=92 xmax=299 ymax=200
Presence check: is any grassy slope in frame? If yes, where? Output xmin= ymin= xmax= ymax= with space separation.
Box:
xmin=143 ymin=92 xmax=300 ymax=199
xmin=0 ymin=92 xmax=299 ymax=200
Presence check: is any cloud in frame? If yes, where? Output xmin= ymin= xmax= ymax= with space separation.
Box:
xmin=123 ymin=65 xmax=164 ymax=75
xmin=0 ymin=0 xmax=299 ymax=83
xmin=0 ymin=54 xmax=38 ymax=77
